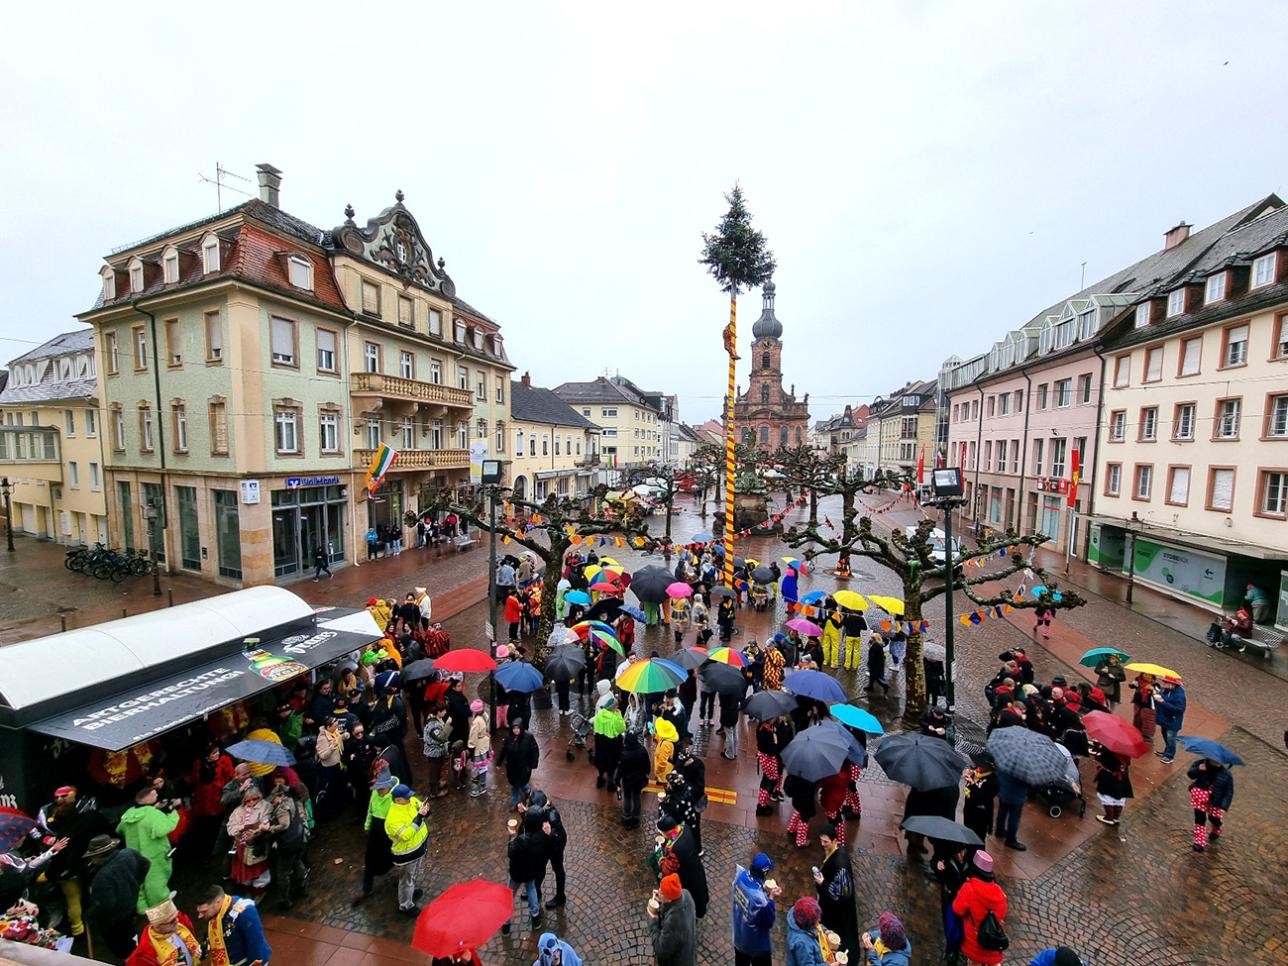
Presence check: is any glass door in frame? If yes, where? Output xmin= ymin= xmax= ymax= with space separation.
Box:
xmin=1040 ymin=496 xmax=1061 ymax=541
xmin=299 ymin=505 xmax=323 ymax=572
xmin=325 ymin=502 xmax=345 ymax=563
xmin=273 ymin=509 xmax=300 ymax=577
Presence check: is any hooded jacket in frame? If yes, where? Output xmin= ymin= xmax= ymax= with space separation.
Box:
xmin=785 ymin=908 xmax=826 ymax=966
xmin=650 ymin=889 xmax=697 ymax=966
xmin=86 ymin=848 xmax=150 ymax=923
xmin=507 ymin=811 xmax=549 ymax=883
xmin=116 ymin=804 xmax=180 ymax=910
xmin=534 ymin=932 xmax=583 ymax=966
xmin=1154 ymin=685 xmax=1187 ymax=731
xmin=497 ymin=724 xmax=540 ymax=785
xmin=731 ymin=865 xmax=775 ymax=955
xmin=863 ymin=929 xmax=913 ymax=965
xmin=383 ymin=797 xmax=428 ymax=863
xmin=952 ymin=875 xmax=1009 ymax=965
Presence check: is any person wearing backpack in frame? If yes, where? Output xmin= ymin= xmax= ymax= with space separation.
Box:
xmin=951 ymin=850 xmax=1008 ymax=965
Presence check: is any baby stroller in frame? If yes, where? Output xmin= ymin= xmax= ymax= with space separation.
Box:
xmin=1035 ymin=742 xmax=1086 ymax=818
xmin=565 ymin=710 xmax=594 ymax=761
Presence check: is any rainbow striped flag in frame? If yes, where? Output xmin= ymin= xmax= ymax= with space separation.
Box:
xmin=364 ymin=443 xmax=398 ymax=493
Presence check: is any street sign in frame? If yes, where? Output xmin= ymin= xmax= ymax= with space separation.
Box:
xmin=286 ymin=476 xmax=341 ymax=489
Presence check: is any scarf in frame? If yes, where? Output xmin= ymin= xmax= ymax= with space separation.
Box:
xmin=205 ymin=895 xmax=234 ymax=966
xmin=147 ymin=922 xmax=200 ymax=966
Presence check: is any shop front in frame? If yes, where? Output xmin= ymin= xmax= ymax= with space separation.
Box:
xmin=271 ymin=477 xmax=347 ymax=579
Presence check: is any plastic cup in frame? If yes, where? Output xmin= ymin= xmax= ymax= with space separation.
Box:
xmin=835 ymin=952 xmax=849 ymax=964
xmin=655 ymin=835 xmax=665 ymax=847
xmin=764 ymin=877 xmax=777 ymax=892
xmin=827 ymin=931 xmax=841 ymax=947
xmin=507 ymin=819 xmax=518 ymax=832
xmin=647 ymin=897 xmax=660 ymax=914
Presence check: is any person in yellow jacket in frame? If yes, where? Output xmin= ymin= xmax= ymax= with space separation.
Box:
xmin=821 ymin=610 xmax=843 ymax=669
xmin=383 ymin=785 xmax=429 ymax=916
xmin=653 ymin=717 xmax=678 ymax=784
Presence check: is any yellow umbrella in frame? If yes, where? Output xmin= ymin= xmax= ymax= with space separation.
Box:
xmin=584 ymin=564 xmax=602 ymax=582
xmin=599 ymin=557 xmax=620 ymax=567
xmin=868 ymin=595 xmax=905 ymax=616
xmin=744 ymin=558 xmax=760 ymax=569
xmin=833 ymin=590 xmax=868 ymax=611
xmin=1124 ymin=662 xmax=1180 ymax=680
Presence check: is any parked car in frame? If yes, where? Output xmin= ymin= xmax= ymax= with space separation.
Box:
xmin=904 ymin=526 xmax=963 ymax=574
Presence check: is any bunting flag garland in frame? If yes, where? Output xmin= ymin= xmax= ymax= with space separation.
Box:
xmin=956 ymin=602 xmax=1016 ymax=627
xmin=729 ymin=494 xmax=810 ymax=539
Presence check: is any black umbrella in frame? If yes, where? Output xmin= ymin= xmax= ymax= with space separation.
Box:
xmin=585 ymin=598 xmax=624 ymax=623
xmin=544 ymin=645 xmax=586 ymax=681
xmin=900 ymin=815 xmax=982 ymax=847
xmin=671 ymin=647 xmax=711 ymax=671
xmin=402 ymin=659 xmax=437 ymax=682
xmin=781 ymin=726 xmax=851 ymax=782
xmin=744 ymin=689 xmax=798 ymax=721
xmin=752 ymin=565 xmax=775 ymax=583
xmin=873 ymin=732 xmax=969 ymax=790
xmin=631 ymin=565 xmax=673 ymax=604
xmin=733 ymin=556 xmax=747 ymax=569
xmin=709 ymin=586 xmax=735 ymax=599
xmin=699 ymin=661 xmax=747 ymax=696
xmin=986 ymin=727 xmax=1071 ymax=786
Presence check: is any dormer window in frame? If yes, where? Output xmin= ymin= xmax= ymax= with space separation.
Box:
xmin=1204 ymin=272 xmax=1225 ymax=304
xmin=1077 ymin=309 xmax=1097 ymax=340
xmin=1251 ymin=252 xmax=1277 ymax=289
xmin=287 ymin=255 xmax=313 ymax=290
xmin=202 ymin=234 xmax=221 ymax=274
xmin=128 ymin=258 xmax=144 ymax=293
xmin=1166 ymin=288 xmax=1185 ymax=318
xmin=1054 ymin=320 xmax=1074 ymax=350
xmin=454 ymin=320 xmax=466 ymax=343
xmin=162 ymin=247 xmax=179 ymax=284
xmin=1133 ymin=303 xmax=1151 ymax=328
xmin=101 ymin=266 xmax=116 ymax=301
xmin=472 ymin=329 xmax=483 ymax=350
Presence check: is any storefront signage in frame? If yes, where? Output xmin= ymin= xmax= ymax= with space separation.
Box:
xmin=286 ymin=476 xmax=342 ymax=489
xmin=1035 ymin=477 xmax=1070 ymax=494
xmin=240 ymin=480 xmax=261 ymax=504
xmin=1126 ymin=537 xmax=1226 ymax=606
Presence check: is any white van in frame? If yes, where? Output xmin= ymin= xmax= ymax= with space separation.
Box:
xmin=904 ymin=526 xmax=962 ymax=569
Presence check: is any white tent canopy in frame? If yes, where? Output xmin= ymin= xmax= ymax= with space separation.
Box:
xmin=0 ymin=587 xmax=315 ymax=711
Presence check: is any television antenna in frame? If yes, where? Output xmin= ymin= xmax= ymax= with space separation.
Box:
xmin=197 ymin=162 xmax=255 ymax=211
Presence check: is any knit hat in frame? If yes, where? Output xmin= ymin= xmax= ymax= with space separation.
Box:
xmin=392 ymin=784 xmax=413 ymax=800
xmin=659 ymin=874 xmax=682 ymax=902
xmin=973 ymin=849 xmax=994 ymax=872
xmin=496 ymin=645 xmax=510 ymax=659
xmin=373 ymin=767 xmax=397 ymax=790
xmin=470 ymin=699 xmax=485 ymax=714
xmin=791 ymin=897 xmax=821 ymax=929
xmin=751 ymin=852 xmax=774 ymax=874
xmin=145 ymin=899 xmax=180 ymax=925
xmin=878 ymin=912 xmax=907 ymax=950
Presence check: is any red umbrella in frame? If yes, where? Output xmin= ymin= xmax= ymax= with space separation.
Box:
xmin=413 ymin=879 xmax=512 ymax=958
xmin=434 ymin=649 xmax=498 ymax=673
xmin=0 ymin=806 xmax=35 ymax=852
xmin=1082 ymin=710 xmax=1150 ymax=758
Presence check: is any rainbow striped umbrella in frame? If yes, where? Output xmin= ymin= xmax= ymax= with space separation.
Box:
xmin=569 ymin=620 xmax=617 ymax=638
xmin=705 ymin=646 xmax=746 ymax=667
xmin=615 ymin=657 xmax=685 ymax=693
xmin=565 ymin=626 xmax=624 ymax=655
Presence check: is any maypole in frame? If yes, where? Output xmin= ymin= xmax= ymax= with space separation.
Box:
xmin=723 ymin=294 xmax=738 ymax=587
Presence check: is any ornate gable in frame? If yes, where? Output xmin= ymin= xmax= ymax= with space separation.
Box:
xmin=331 ymin=191 xmax=457 ymax=297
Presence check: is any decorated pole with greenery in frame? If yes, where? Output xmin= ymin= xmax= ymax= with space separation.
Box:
xmin=700 ymin=184 xmax=775 ymax=586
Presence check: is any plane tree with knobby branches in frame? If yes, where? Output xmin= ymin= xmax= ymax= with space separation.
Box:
xmin=773 ymin=444 xmax=845 ymax=526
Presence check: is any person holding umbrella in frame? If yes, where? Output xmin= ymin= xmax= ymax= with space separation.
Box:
xmin=962 ymin=753 xmax=999 ymax=847
xmin=903 ymin=775 xmax=960 ymax=863
xmin=864 ymin=635 xmax=889 ymax=694
xmin=1187 ymin=756 xmax=1235 ymax=852
xmin=812 ymin=821 xmax=858 ymax=956
xmin=1093 ymin=746 xmax=1133 ymax=826
xmin=994 ymin=770 xmax=1030 ymax=852
xmin=1093 ymin=654 xmax=1126 ymax=710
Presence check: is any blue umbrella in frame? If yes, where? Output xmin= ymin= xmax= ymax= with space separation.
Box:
xmin=227 ymin=739 xmax=296 ymax=767
xmin=1178 ymin=735 xmax=1245 ymax=766
xmin=800 ymin=591 xmax=828 ymax=605
xmin=620 ymin=604 xmax=646 ymax=622
xmin=495 ymin=660 xmax=545 ymax=693
xmin=816 ymin=719 xmax=869 ymax=766
xmin=1078 ymin=647 xmax=1130 ymax=668
xmin=784 ymin=669 xmax=847 ymax=704
xmin=691 ymin=531 xmax=713 ymax=544
xmin=1030 ymin=585 xmax=1063 ymax=602
xmin=829 ymin=703 xmax=885 ymax=734
xmin=565 ymin=590 xmax=591 ymax=606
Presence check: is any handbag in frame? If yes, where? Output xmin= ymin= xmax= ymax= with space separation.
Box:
xmin=976 ymin=909 xmax=1009 ymax=952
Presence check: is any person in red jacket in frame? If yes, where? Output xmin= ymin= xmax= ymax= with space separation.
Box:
xmin=189 ymin=742 xmax=234 ymax=860
xmin=126 ymin=899 xmax=201 ymax=966
xmin=504 ymin=592 xmax=524 ymax=642
xmin=817 ymin=768 xmax=850 ymax=848
xmin=951 ymin=850 xmax=1008 ymax=965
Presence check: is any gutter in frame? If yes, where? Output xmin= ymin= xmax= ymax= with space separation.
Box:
xmin=1086 ymin=343 xmax=1110 ymax=564
xmin=972 ymin=385 xmax=985 ymax=523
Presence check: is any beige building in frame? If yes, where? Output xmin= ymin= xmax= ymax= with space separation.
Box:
xmin=0 ymin=331 xmax=108 ymax=545
xmin=507 ymin=373 xmax=601 ymax=500
xmin=553 ymin=376 xmax=664 ymax=470
xmin=874 ymin=380 xmax=937 ymax=478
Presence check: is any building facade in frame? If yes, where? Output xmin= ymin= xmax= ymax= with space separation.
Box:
xmin=872 ymin=380 xmax=937 ymax=478
xmin=732 ymin=282 xmax=811 ymax=451
xmin=817 ymin=404 xmax=869 ymax=457
xmin=508 ymin=374 xmax=601 ymax=501
xmin=553 ymin=376 xmax=664 ymax=469
xmin=0 ymin=331 xmax=108 ymax=545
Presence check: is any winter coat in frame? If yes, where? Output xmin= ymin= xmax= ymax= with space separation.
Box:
xmin=863 ymin=929 xmax=912 ymax=965
xmin=651 ymin=889 xmax=698 ymax=966
xmin=507 ymin=814 xmax=549 ymax=883
xmin=817 ymin=846 xmax=859 ymax=954
xmin=1094 ymin=660 xmax=1126 ymax=703
xmin=667 ymin=825 xmax=709 ymax=918
xmin=384 ymin=797 xmax=428 ymax=863
xmin=468 ymin=714 xmax=491 ymax=758
xmin=1154 ymin=685 xmax=1187 ymax=731
xmin=1188 ymin=761 xmax=1235 ymax=810
xmin=952 ymin=875 xmax=1009 ymax=965
xmin=190 ymin=754 xmax=235 ymax=818
xmin=785 ymin=908 xmax=827 ymax=966
xmin=116 ymin=805 xmax=179 ymax=910
xmin=422 ymin=716 xmax=450 ymax=758
xmin=903 ymin=783 xmax=959 ymax=822
xmin=731 ymin=866 xmax=775 ymax=956
xmin=1094 ymin=754 xmax=1134 ymax=800
xmin=86 ymin=848 xmax=150 ymax=924
xmin=997 ymin=772 xmax=1029 ymax=806
xmin=616 ymin=733 xmax=651 ymax=791
xmin=497 ymin=729 xmax=540 ymax=786
xmin=446 ymin=688 xmax=471 ymax=743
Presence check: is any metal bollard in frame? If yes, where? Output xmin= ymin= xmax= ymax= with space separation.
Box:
xmin=60 ymin=615 xmax=67 ymax=632
xmin=168 ymin=589 xmax=174 ymax=607
xmin=122 ymin=608 xmax=127 ymax=618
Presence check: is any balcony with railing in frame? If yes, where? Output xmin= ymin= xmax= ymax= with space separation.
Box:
xmin=350 ymin=372 xmax=474 ymax=410
xmin=0 ymin=427 xmax=62 ymax=481
xmin=354 ymin=447 xmax=470 ymax=472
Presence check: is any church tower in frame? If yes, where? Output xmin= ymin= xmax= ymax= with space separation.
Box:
xmin=733 ymin=281 xmax=811 ymax=449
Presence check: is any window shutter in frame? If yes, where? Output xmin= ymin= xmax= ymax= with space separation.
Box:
xmin=1211 ymin=469 xmax=1234 ymax=510
xmin=270 ymin=318 xmax=293 ymax=361
xmin=1169 ymin=467 xmax=1189 ymax=504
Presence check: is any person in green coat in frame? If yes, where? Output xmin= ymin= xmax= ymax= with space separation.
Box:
xmin=116 ymin=785 xmax=180 ymax=911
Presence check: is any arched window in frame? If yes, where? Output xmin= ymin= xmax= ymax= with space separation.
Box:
xmin=795 ymin=427 xmax=803 ymax=444
xmin=760 ymin=384 xmax=769 ymax=404
xmin=759 ymin=425 xmax=769 ymax=444
xmin=762 ymin=353 xmax=771 ymax=370
xmin=779 ymin=426 xmax=788 ymax=448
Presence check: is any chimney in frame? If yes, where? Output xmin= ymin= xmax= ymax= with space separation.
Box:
xmin=521 ymin=371 xmax=531 ymax=387
xmin=1163 ymin=221 xmax=1191 ymax=250
xmin=256 ymin=163 xmax=283 ymax=207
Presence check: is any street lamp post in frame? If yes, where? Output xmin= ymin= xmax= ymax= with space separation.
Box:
xmin=481 ymin=460 xmax=505 ymax=732
xmin=1 ymin=478 xmax=13 ymax=553
xmin=1124 ymin=516 xmax=1140 ymax=605
xmin=928 ymin=466 xmax=967 ymax=743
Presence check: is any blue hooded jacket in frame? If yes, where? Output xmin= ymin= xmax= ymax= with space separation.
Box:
xmin=1154 ymin=684 xmax=1186 ymax=731
xmin=534 ymin=932 xmax=582 ymax=966
xmin=786 ymin=909 xmax=826 ymax=966
xmin=864 ymin=928 xmax=913 ymax=965
xmin=731 ymin=865 xmax=776 ymax=955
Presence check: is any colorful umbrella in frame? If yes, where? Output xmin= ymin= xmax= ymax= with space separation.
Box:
xmin=1124 ymin=662 xmax=1180 ymax=680
xmin=0 ymin=806 xmax=36 ymax=853
xmin=599 ymin=557 xmax=620 ymax=566
xmin=591 ymin=573 xmax=621 ymax=588
xmin=800 ymin=591 xmax=829 ymax=605
xmin=744 ymin=689 xmax=798 ymax=720
xmin=786 ymin=617 xmax=823 ymax=637
xmin=671 ymin=646 xmax=710 ymax=671
xmin=705 ymin=646 xmax=746 ymax=667
xmin=435 ymin=648 xmax=498 ymax=673
xmin=570 ymin=619 xmax=617 ymax=638
xmin=829 ymin=703 xmax=885 ymax=734
xmin=564 ymin=590 xmax=592 ymax=606
xmin=691 ymin=531 xmax=714 ymax=544
xmin=227 ymin=738 xmax=296 ymax=767
xmin=615 ymin=658 xmax=686 ymax=693
xmin=494 ymin=661 xmax=544 ymax=693
xmin=1078 ymin=647 xmax=1130 ymax=668
xmin=1081 ymin=711 xmax=1150 ymax=758
xmin=868 ymin=595 xmax=905 ymax=616
xmin=1178 ymin=736 xmax=1245 ymax=766
xmin=782 ymin=556 xmax=807 ymax=574
xmin=833 ymin=590 xmax=868 ymax=611
xmin=620 ymin=604 xmax=646 ymax=621
xmin=583 ymin=565 xmax=602 ymax=582
xmin=784 ymin=669 xmax=847 ymax=704
xmin=413 ymin=879 xmax=512 ymax=958
xmin=666 ymin=582 xmax=694 ymax=599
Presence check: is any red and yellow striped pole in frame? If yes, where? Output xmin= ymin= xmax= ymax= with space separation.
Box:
xmin=723 ymin=293 xmax=737 ymax=588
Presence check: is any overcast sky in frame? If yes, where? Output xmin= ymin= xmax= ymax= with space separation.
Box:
xmin=3 ymin=1 xmax=1286 ymax=424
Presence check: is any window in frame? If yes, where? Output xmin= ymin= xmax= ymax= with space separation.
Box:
xmin=1263 ymin=393 xmax=1288 ymax=439
xmin=1257 ymin=470 xmax=1287 ymax=518
xmin=1205 ymin=273 xmax=1226 ymax=303
xmin=1174 ymin=403 xmax=1196 ymax=440
xmin=89 ymin=462 xmax=101 ymax=490
xmin=1032 ymin=437 xmax=1044 ymax=475
xmin=1167 ymin=466 xmax=1190 ymax=505
xmin=63 ymin=409 xmax=75 ymax=435
xmin=1077 ymin=373 xmax=1093 ymax=403
xmin=129 ymin=259 xmax=144 ymax=293
xmin=1144 ymin=348 xmax=1163 ymax=382
xmin=601 ymin=427 xmax=617 ymax=438
xmin=316 ymin=329 xmax=337 ymax=372
xmin=1166 ymin=289 xmax=1185 ymax=318
xmin=397 ymin=295 xmax=414 ymax=328
xmin=274 ymin=408 xmax=299 ymax=454
xmin=68 ymin=461 xmax=79 ymax=488
xmin=968 ymin=440 xmax=977 ymax=469
xmin=476 ymin=373 xmax=487 ymax=401
xmin=1134 ymin=303 xmax=1151 ymax=328
xmin=320 ymin=411 xmax=339 ymax=453
xmin=400 ymin=351 xmax=414 ymax=380
xmin=1251 ymin=252 xmax=1277 ymax=289
xmin=365 ymin=417 xmax=381 ymax=450
xmin=270 ymin=317 xmax=296 ymax=366
xmin=430 ymin=419 xmax=443 ymax=449
xmin=209 ymin=399 xmax=229 ymax=455
xmin=360 ymin=279 xmax=381 ymax=316
xmin=139 ymin=405 xmax=154 ymax=452
xmin=204 ymin=310 xmax=223 ymax=362
xmin=554 ymin=435 xmax=562 ymax=456
xmin=106 ymin=331 xmax=119 ymax=375
xmin=454 ymin=321 xmax=466 ymax=343
xmin=1222 ymin=324 xmax=1248 ymax=367
xmin=1113 ymin=356 xmax=1130 ymax=387
xmin=1276 ymin=314 xmax=1288 ymax=359
xmin=473 ymin=329 xmax=483 ymax=350
xmin=528 ymin=433 xmax=537 ymax=456
xmin=111 ymin=405 xmax=125 ymax=451
xmin=134 ymin=326 xmax=149 ymax=370
xmin=457 ymin=366 xmax=468 ymax=390
xmin=983 ymin=440 xmax=993 ymax=470
xmin=428 ymin=309 xmax=442 ymax=337
xmin=1054 ymin=378 xmax=1072 ymax=407
xmin=1051 ymin=438 xmax=1067 ymax=477
xmin=402 ymin=417 xmax=414 ymax=449
xmin=998 ymin=394 xmax=1010 ymax=416
xmin=601 ymin=407 xmax=617 ymax=418
xmin=172 ymin=404 xmax=187 ymax=452
xmin=429 ymin=360 xmax=441 ymax=384
xmin=1179 ymin=336 xmax=1201 ymax=376
xmin=996 ymin=440 xmax=1008 ymax=472
xmin=162 ymin=248 xmax=179 ymax=284
xmin=495 ymin=421 xmax=505 ymax=454
xmin=1134 ymin=464 xmax=1153 ymax=500
xmin=202 ymin=235 xmax=220 ymax=273
xmin=101 ymin=267 xmax=116 ymax=301
xmin=85 ymin=408 xmax=96 ymax=436
xmin=165 ymin=318 xmax=181 ymax=366
xmin=1215 ymin=398 xmax=1241 ymax=439
xmin=364 ymin=342 xmax=381 ymax=373
xmin=986 ymin=396 xmax=996 ymax=417
xmin=496 ymin=381 xmax=505 ymax=404
xmin=288 ymin=255 xmax=312 ymax=290
xmin=1105 ymin=463 xmax=1122 ymax=496
xmin=951 ymin=404 xmax=959 ymax=422
xmin=515 ymin=429 xmax=525 ymax=454
xmin=1036 ymin=384 xmax=1048 ymax=409
xmin=1207 ymin=468 xmax=1235 ymax=512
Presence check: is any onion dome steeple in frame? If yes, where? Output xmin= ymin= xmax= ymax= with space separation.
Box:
xmin=751 ymin=279 xmax=783 ymax=340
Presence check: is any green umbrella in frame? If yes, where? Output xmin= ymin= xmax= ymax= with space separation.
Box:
xmin=1078 ymin=647 xmax=1130 ymax=667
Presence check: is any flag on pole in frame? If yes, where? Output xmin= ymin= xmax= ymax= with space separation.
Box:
xmin=1066 ymin=446 xmax=1080 ymax=509
xmin=917 ymin=446 xmax=925 ymax=484
xmin=364 ymin=443 xmax=398 ymax=493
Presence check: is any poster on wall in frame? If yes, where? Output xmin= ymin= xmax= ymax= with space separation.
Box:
xmin=469 ymin=441 xmax=489 ymax=484
xmin=1125 ymin=538 xmax=1226 ymax=606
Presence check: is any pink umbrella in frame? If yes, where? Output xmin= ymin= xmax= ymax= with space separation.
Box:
xmin=666 ymin=582 xmax=694 ymax=599
xmin=786 ymin=617 xmax=823 ymax=637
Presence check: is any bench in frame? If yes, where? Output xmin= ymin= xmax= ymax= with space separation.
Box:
xmin=1230 ymin=624 xmax=1284 ymax=659
xmin=453 ymin=537 xmax=478 ymax=552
